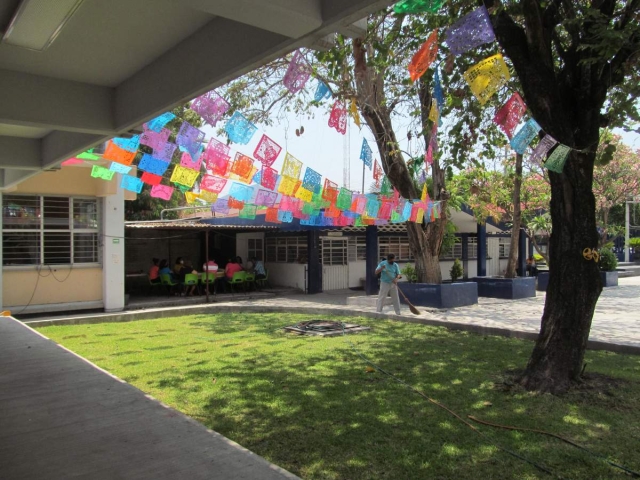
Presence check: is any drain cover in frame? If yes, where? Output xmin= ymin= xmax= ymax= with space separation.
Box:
xmin=283 ymin=320 xmax=371 ymax=336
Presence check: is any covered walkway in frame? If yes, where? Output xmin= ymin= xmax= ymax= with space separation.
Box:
xmin=0 ymin=316 xmax=298 ymax=480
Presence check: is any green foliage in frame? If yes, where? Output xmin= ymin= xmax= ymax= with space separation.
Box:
xmin=441 ymin=220 xmax=458 ymax=255
xmin=598 ymin=248 xmax=618 ymax=272
xmin=400 ymin=264 xmax=419 ymax=283
xmin=628 ymin=238 xmax=640 ymax=250
xmin=450 ymin=258 xmax=463 ymax=282
xmin=533 ymin=253 xmax=544 ymax=262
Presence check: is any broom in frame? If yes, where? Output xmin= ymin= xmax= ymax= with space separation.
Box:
xmin=396 ymin=285 xmax=421 ymax=315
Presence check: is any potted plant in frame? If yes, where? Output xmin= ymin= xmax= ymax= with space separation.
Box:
xmin=599 ymin=247 xmax=619 ymax=287
xmin=450 ymin=258 xmax=463 ymax=283
xmin=399 ymin=260 xmax=478 ymax=309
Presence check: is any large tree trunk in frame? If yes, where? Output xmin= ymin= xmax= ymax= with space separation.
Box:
xmin=352 ymin=38 xmax=439 ymax=284
xmin=505 ymin=153 xmax=523 ymax=278
xmin=519 ymin=149 xmax=603 ymax=393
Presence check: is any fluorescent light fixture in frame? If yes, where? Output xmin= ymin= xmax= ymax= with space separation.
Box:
xmin=2 ymin=0 xmax=84 ymax=51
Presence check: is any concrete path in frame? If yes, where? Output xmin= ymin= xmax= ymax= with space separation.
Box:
xmin=0 ymin=317 xmax=299 ymax=480
xmin=208 ymin=277 xmax=640 ymax=351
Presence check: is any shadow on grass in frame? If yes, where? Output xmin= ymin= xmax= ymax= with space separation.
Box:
xmin=41 ymin=313 xmax=640 ymax=480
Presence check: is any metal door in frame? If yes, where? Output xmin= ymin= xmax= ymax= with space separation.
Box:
xmin=321 ymin=238 xmax=349 ymax=290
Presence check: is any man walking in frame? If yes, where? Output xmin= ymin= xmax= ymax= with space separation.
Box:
xmin=375 ymin=253 xmax=401 ymax=315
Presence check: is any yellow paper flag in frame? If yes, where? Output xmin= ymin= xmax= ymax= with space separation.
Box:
xmin=350 ymin=98 xmax=361 ymax=128
xmin=463 ymin=54 xmax=510 ymax=105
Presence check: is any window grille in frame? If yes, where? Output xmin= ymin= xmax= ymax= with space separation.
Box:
xmin=3 ymin=195 xmax=100 ymax=266
xmin=266 ymin=236 xmax=307 ymax=263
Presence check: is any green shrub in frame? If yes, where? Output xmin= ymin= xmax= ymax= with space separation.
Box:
xmin=401 ymin=264 xmax=418 ymax=283
xmin=450 ymin=258 xmax=463 ymax=282
xmin=533 ymin=253 xmax=544 ymax=262
xmin=629 ymin=237 xmax=640 ymax=250
xmin=599 ymin=248 xmax=618 ymax=272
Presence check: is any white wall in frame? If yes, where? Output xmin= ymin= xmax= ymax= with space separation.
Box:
xmin=236 ymin=232 xmax=265 ymax=262
xmin=348 ymin=260 xmax=366 ymax=288
xmin=267 ymin=263 xmax=306 ymax=290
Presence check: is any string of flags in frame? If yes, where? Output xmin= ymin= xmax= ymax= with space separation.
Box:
xmin=75 ymin=0 xmax=579 ymax=230
xmin=400 ymin=2 xmax=573 ymax=174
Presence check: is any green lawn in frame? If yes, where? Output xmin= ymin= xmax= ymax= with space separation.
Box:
xmin=37 ymin=314 xmax=640 ymax=480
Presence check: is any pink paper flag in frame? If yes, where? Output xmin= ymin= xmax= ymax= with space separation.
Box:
xmin=150 ymin=184 xmax=174 ymax=200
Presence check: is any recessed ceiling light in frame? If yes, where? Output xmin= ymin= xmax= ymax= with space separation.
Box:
xmin=2 ymin=0 xmax=84 ymax=51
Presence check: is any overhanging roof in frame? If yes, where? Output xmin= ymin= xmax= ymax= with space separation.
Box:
xmin=0 ymin=0 xmax=392 ymax=189
xmin=125 ymin=221 xmax=278 ymax=231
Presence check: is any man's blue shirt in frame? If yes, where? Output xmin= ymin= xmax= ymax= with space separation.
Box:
xmin=377 ymin=260 xmax=400 ymax=283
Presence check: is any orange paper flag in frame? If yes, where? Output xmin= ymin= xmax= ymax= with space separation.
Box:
xmin=408 ymin=30 xmax=438 ymax=82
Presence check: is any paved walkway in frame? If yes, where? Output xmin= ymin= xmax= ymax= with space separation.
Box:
xmin=0 ymin=316 xmax=299 ymax=480
xmin=207 ymin=277 xmax=640 ymax=351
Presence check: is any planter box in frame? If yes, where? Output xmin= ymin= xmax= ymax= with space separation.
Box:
xmin=601 ymin=270 xmax=618 ymax=287
xmin=537 ymin=272 xmax=550 ymax=291
xmin=398 ymin=282 xmax=478 ymax=309
xmin=473 ymin=276 xmax=536 ymax=299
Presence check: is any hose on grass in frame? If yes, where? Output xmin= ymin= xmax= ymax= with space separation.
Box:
xmin=339 ymin=322 xmax=563 ymax=479
xmin=467 ymin=415 xmax=640 ymax=478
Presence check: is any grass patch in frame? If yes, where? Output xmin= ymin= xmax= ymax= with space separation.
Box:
xmin=38 ymin=314 xmax=640 ymax=479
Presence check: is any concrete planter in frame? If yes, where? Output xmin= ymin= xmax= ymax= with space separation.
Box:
xmin=399 ymin=282 xmax=478 ymax=309
xmin=601 ymin=270 xmax=619 ymax=287
xmin=473 ymin=276 xmax=536 ymax=299
xmin=537 ymin=272 xmax=550 ymax=291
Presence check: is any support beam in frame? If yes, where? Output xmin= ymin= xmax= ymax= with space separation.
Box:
xmin=103 ymin=184 xmax=125 ymax=312
xmin=307 ymin=230 xmax=322 ymax=294
xmin=517 ymin=228 xmax=527 ymax=277
xmin=1 ymin=169 xmax=39 ymax=189
xmin=0 ymin=137 xmax=41 ymax=170
xmin=477 ymin=222 xmax=487 ymax=277
xmin=625 ymin=201 xmax=630 ymax=263
xmin=461 ymin=233 xmax=469 ymax=279
xmin=41 ymin=131 xmax=107 ymax=169
xmin=365 ymin=225 xmax=378 ymax=295
xmin=0 ymin=69 xmax=115 ymax=135
xmin=115 ymin=18 xmax=289 ymax=132
xmin=182 ymin=0 xmax=323 ymax=38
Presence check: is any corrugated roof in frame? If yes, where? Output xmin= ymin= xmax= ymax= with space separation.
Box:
xmin=125 ymin=221 xmax=277 ymax=230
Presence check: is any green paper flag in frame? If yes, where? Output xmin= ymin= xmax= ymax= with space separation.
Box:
xmin=239 ymin=204 xmax=257 ymax=219
xmin=380 ymin=176 xmax=392 ymax=196
xmin=78 ymin=149 xmax=101 ymax=161
xmin=544 ymin=145 xmax=570 ymax=173
xmin=91 ymin=165 xmax=115 ymax=181
xmin=393 ymin=0 xmax=444 ymax=14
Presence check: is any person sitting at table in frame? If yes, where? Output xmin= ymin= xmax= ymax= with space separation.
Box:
xmin=223 ymin=257 xmax=243 ymax=287
xmin=159 ymin=259 xmax=172 ymax=277
xmin=202 ymin=259 xmax=218 ymax=273
xmin=173 ymin=257 xmax=185 ymax=276
xmin=251 ymin=257 xmax=266 ymax=280
xmin=179 ymin=259 xmax=198 ymax=296
xmin=235 ymin=256 xmax=244 ymax=270
xmin=149 ymin=258 xmax=161 ymax=284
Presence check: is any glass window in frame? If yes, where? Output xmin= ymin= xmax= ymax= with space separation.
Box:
xmin=265 ymin=236 xmax=306 ymax=263
xmin=379 ymin=236 xmax=413 ymax=261
xmin=2 ymin=195 xmax=100 ymax=266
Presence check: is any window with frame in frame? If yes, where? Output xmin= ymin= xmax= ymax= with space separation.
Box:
xmin=321 ymin=238 xmax=348 ymax=265
xmin=3 ymin=195 xmax=100 ymax=266
xmin=499 ymin=237 xmax=510 ymax=258
xmin=347 ymin=236 xmax=366 ymax=261
xmin=440 ymin=237 xmax=462 ymax=260
xmin=247 ymin=238 xmax=263 ymax=261
xmin=265 ymin=236 xmax=307 ymax=263
xmin=379 ymin=236 xmax=413 ymax=261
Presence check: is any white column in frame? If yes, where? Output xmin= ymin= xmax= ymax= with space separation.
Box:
xmin=102 ymin=184 xmax=125 ymax=312
xmin=0 ymin=193 xmax=3 ymax=311
xmin=625 ymin=201 xmax=630 ymax=263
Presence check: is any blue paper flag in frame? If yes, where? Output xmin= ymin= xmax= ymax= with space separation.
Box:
xmin=145 ymin=112 xmax=176 ymax=132
xmin=360 ymin=139 xmax=373 ymax=170
xmin=109 ymin=162 xmax=132 ymax=174
xmin=228 ymin=182 xmax=254 ymax=202
xmin=510 ymin=118 xmax=541 ymax=155
xmin=113 ymin=135 xmax=140 ymax=152
xmin=314 ymin=81 xmax=332 ymax=102
xmin=434 ymin=69 xmax=445 ymax=112
xmin=138 ymin=153 xmax=170 ymax=176
xmin=225 ymin=111 xmax=258 ymax=145
xmin=121 ymin=174 xmax=143 ymax=193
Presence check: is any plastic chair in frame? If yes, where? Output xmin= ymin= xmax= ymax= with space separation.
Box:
xmin=200 ymin=272 xmax=216 ymax=294
xmin=229 ymin=271 xmax=246 ymax=294
xmin=160 ymin=274 xmax=179 ymax=295
xmin=183 ymin=273 xmax=199 ymax=295
xmin=256 ymin=269 xmax=271 ymax=290
xmin=244 ymin=272 xmax=255 ymax=291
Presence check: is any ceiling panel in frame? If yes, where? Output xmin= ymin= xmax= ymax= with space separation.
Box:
xmin=0 ymin=0 xmax=213 ymax=87
xmin=0 ymin=122 xmax=50 ymax=138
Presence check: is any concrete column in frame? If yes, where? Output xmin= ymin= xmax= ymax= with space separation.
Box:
xmin=102 ymin=185 xmax=125 ymax=312
xmin=625 ymin=201 xmax=630 ymax=262
xmin=477 ymin=222 xmax=486 ymax=277
xmin=365 ymin=225 xmax=378 ymax=295
xmin=461 ymin=233 xmax=469 ymax=279
xmin=517 ymin=228 xmax=527 ymax=277
xmin=307 ymin=230 xmax=322 ymax=294
xmin=0 ymin=193 xmax=3 ymax=310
